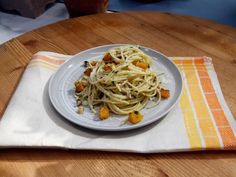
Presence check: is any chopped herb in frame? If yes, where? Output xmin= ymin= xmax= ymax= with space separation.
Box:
xmin=134 ymin=111 xmax=139 ymax=114
xmin=98 ymin=92 xmax=104 ymax=99
xmin=157 ymin=73 xmax=165 ymax=76
xmin=84 ymin=61 xmax=89 ymax=67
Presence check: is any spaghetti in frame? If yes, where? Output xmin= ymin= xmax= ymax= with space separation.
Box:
xmin=74 ymin=45 xmax=169 ymax=116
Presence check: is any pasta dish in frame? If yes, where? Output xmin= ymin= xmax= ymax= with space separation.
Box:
xmin=74 ymin=45 xmax=169 ymax=123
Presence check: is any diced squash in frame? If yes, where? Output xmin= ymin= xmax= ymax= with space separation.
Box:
xmin=103 ymin=53 xmax=113 ymax=63
xmin=128 ymin=111 xmax=143 ymax=124
xmin=99 ymin=106 xmax=110 ymax=120
xmin=135 ymin=62 xmax=149 ymax=70
xmin=160 ymin=89 xmax=170 ymax=99
xmin=84 ymin=68 xmax=92 ymax=76
xmin=75 ymin=82 xmax=84 ymax=93
xmin=103 ymin=64 xmax=112 ymax=72
xmin=91 ymin=61 xmax=97 ymax=66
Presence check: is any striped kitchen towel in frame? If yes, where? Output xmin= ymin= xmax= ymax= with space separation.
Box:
xmin=173 ymin=57 xmax=236 ymax=150
xmin=0 ymin=52 xmax=235 ymax=152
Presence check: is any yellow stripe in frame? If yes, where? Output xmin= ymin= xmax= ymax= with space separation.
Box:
xmin=183 ymin=63 xmax=221 ymax=148
xmin=27 ymin=62 xmax=58 ymax=71
xmin=30 ymin=59 xmax=61 ymax=68
xmin=180 ymin=86 xmax=202 ymax=148
xmin=174 ymin=59 xmax=202 ymax=148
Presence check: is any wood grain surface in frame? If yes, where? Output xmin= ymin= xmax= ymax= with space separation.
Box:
xmin=0 ymin=12 xmax=235 ymax=177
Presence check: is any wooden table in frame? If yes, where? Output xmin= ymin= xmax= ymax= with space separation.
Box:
xmin=0 ymin=12 xmax=235 ymax=177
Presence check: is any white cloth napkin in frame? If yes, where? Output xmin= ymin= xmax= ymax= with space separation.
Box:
xmin=0 ymin=52 xmax=235 ymax=153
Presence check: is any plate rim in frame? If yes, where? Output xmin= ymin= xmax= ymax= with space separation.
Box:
xmin=48 ymin=44 xmax=183 ymax=131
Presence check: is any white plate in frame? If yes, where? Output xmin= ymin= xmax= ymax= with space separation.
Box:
xmin=49 ymin=44 xmax=183 ymax=131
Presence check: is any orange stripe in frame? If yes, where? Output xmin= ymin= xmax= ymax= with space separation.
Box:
xmin=32 ymin=55 xmax=65 ymax=65
xmin=195 ymin=58 xmax=236 ymax=149
xmin=194 ymin=58 xmax=205 ymax=64
xmin=212 ymin=110 xmax=229 ymax=127
xmin=197 ymin=70 xmax=209 ymax=77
